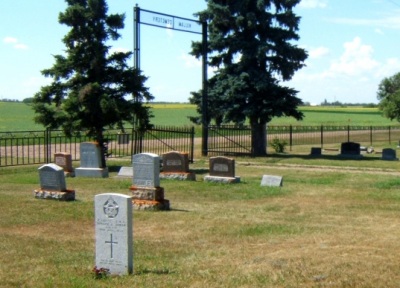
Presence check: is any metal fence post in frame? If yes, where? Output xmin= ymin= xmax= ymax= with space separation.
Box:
xmin=321 ymin=125 xmax=324 ymax=148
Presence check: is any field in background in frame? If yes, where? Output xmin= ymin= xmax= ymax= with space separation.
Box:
xmin=0 ymin=102 xmax=395 ymax=132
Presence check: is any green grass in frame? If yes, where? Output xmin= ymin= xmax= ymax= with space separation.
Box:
xmin=0 ymin=102 xmax=396 ymax=132
xmin=2 ymin=157 xmax=400 ymax=286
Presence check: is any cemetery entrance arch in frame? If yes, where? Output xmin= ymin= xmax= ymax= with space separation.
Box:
xmin=134 ymin=6 xmax=208 ymax=156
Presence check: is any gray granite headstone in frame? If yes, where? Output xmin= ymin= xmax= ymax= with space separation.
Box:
xmin=38 ymin=163 xmax=66 ymax=191
xmin=382 ymin=148 xmax=398 ymax=160
xmin=261 ymin=175 xmax=283 ymax=187
xmin=80 ymin=142 xmax=102 ymax=168
xmin=209 ymin=156 xmax=235 ymax=178
xmin=75 ymin=142 xmax=109 ymax=177
xmin=162 ymin=151 xmax=189 ymax=173
xmin=132 ymin=153 xmax=160 ymax=187
xmin=95 ymin=193 xmax=133 ymax=275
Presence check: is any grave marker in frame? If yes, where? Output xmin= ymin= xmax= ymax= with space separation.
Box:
xmin=54 ymin=152 xmax=74 ymax=176
xmin=34 ymin=163 xmax=75 ymax=200
xmin=382 ymin=148 xmax=398 ymax=161
xmin=95 ymin=193 xmax=133 ymax=275
xmin=204 ymin=156 xmax=240 ymax=183
xmin=130 ymin=153 xmax=170 ymax=210
xmin=160 ymin=151 xmax=195 ymax=181
xmin=75 ymin=142 xmax=109 ymax=178
xmin=261 ymin=175 xmax=283 ymax=187
xmin=340 ymin=142 xmax=362 ymax=158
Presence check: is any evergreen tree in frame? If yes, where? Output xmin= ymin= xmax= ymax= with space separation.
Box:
xmin=191 ymin=0 xmax=307 ymax=156
xmin=33 ymin=0 xmax=153 ymax=167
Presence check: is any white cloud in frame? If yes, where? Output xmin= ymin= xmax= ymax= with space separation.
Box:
xmin=328 ymin=37 xmax=379 ymax=77
xmin=330 ymin=14 xmax=400 ymax=30
xmin=3 ymin=36 xmax=18 ymax=44
xmin=298 ymin=0 xmax=328 ymax=9
xmin=3 ymin=36 xmax=29 ymax=50
xmin=308 ymin=46 xmax=330 ymax=59
xmin=14 ymin=43 xmax=29 ymax=50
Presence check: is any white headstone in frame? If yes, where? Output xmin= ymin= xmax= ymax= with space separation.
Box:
xmin=38 ymin=163 xmax=66 ymax=191
xmin=132 ymin=153 xmax=160 ymax=187
xmin=95 ymin=193 xmax=133 ymax=275
xmin=261 ymin=175 xmax=283 ymax=187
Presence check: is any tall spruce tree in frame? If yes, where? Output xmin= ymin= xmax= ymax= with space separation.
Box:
xmin=191 ymin=0 xmax=307 ymax=156
xmin=33 ymin=0 xmax=153 ymax=167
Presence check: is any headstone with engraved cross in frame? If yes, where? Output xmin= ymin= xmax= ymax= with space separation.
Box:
xmin=95 ymin=193 xmax=133 ymax=275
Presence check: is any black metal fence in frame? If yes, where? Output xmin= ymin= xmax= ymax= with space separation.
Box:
xmin=0 ymin=126 xmax=195 ymax=167
xmin=207 ymin=125 xmax=400 ymax=156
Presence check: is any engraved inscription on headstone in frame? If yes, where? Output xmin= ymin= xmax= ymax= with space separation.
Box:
xmin=95 ymin=193 xmax=133 ymax=275
xmin=162 ymin=151 xmax=189 ymax=173
xmin=54 ymin=152 xmax=73 ymax=172
xmin=38 ymin=163 xmax=66 ymax=191
xmin=132 ymin=153 xmax=160 ymax=187
xmin=80 ymin=142 xmax=102 ymax=168
xmin=209 ymin=156 xmax=235 ymax=178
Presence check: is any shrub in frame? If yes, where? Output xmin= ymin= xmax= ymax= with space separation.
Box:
xmin=270 ymin=138 xmax=287 ymax=153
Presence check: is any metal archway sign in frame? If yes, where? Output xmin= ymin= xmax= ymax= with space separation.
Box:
xmin=134 ymin=5 xmax=208 ymax=156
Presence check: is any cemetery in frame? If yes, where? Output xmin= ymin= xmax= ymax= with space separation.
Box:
xmin=2 ymin=142 xmax=400 ymax=286
xmin=2 ymin=0 xmax=400 ymax=286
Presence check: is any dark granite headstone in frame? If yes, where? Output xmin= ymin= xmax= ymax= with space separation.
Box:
xmin=382 ymin=148 xmax=398 ymax=160
xmin=341 ymin=142 xmax=360 ymax=156
xmin=162 ymin=151 xmax=189 ymax=173
xmin=209 ymin=156 xmax=235 ymax=178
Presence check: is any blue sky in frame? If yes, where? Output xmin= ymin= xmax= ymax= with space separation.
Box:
xmin=1 ymin=0 xmax=400 ymax=105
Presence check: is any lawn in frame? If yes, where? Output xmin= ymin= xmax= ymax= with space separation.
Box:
xmin=2 ymin=155 xmax=400 ymax=287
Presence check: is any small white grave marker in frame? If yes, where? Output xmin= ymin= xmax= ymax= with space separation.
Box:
xmin=261 ymin=175 xmax=283 ymax=187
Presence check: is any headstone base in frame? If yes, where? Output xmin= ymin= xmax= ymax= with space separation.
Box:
xmin=338 ymin=154 xmax=363 ymax=159
xmin=160 ymin=172 xmax=196 ymax=181
xmin=204 ymin=175 xmax=240 ymax=184
xmin=75 ymin=167 xmax=109 ymax=178
xmin=33 ymin=189 xmax=75 ymax=201
xmin=129 ymin=186 xmax=164 ymax=201
xmin=132 ymin=199 xmax=170 ymax=211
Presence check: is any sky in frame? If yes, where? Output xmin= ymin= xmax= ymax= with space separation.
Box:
xmin=1 ymin=0 xmax=400 ymax=105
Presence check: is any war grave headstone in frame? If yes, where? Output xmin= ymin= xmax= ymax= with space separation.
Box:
xmin=129 ymin=153 xmax=170 ymax=210
xmin=339 ymin=142 xmax=362 ymax=158
xmin=381 ymin=148 xmax=398 ymax=161
xmin=261 ymin=175 xmax=283 ymax=187
xmin=204 ymin=156 xmax=240 ymax=183
xmin=95 ymin=193 xmax=133 ymax=275
xmin=75 ymin=142 xmax=109 ymax=178
xmin=54 ymin=152 xmax=74 ymax=177
xmin=33 ymin=163 xmax=75 ymax=200
xmin=160 ymin=151 xmax=195 ymax=181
